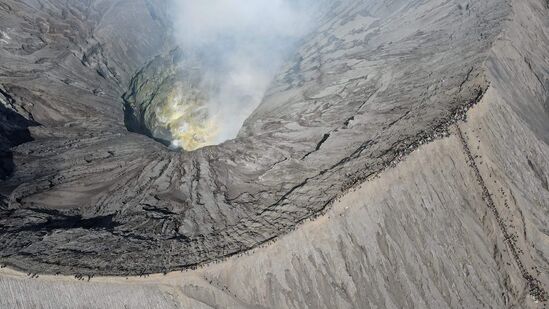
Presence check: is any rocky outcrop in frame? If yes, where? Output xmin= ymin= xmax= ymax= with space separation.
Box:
xmin=0 ymin=0 xmax=547 ymax=307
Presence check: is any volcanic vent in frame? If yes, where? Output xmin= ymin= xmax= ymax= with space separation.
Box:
xmin=123 ymin=49 xmax=220 ymax=151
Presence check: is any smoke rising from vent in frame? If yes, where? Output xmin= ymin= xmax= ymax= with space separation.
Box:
xmin=166 ymin=0 xmax=319 ymax=149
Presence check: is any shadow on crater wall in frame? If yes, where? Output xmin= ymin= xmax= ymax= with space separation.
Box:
xmin=123 ymin=100 xmax=174 ymax=148
xmin=0 ymin=90 xmax=38 ymax=180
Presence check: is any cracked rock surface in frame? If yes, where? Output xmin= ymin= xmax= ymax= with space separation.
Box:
xmin=0 ymin=3 xmax=548 ymax=307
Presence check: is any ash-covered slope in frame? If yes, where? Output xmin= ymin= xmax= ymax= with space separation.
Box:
xmin=0 ymin=0 xmax=547 ymax=306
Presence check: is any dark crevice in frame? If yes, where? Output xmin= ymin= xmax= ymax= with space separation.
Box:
xmin=343 ymin=116 xmax=355 ymax=127
xmin=8 ymin=212 xmax=119 ymax=233
xmin=302 ymin=133 xmax=331 ymax=159
xmin=459 ymin=66 xmax=474 ymax=92
xmin=527 ymin=157 xmax=548 ymax=191
xmin=142 ymin=204 xmax=178 ymax=216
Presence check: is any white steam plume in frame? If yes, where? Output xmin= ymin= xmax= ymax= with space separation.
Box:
xmin=169 ymin=0 xmax=319 ymax=146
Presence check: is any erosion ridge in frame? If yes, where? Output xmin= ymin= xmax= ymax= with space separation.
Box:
xmin=0 ymin=1 xmax=546 ymax=300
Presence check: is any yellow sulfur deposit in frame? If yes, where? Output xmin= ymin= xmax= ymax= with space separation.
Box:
xmin=155 ymin=86 xmax=219 ymax=150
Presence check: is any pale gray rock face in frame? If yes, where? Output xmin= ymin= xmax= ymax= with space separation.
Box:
xmin=0 ymin=0 xmax=548 ymax=307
